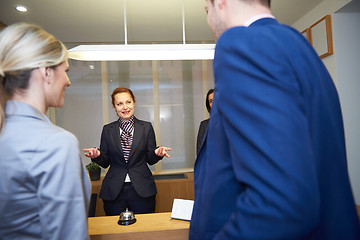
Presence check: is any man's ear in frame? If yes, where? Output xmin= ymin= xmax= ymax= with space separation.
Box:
xmin=217 ymin=0 xmax=225 ymax=9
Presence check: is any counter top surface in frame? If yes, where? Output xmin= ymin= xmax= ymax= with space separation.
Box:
xmin=88 ymin=212 xmax=190 ymax=236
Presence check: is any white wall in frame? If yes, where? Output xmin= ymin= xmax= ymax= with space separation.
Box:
xmin=291 ymin=0 xmax=360 ymax=205
xmin=292 ymin=0 xmax=352 ymax=83
xmin=333 ymin=11 xmax=360 ymax=205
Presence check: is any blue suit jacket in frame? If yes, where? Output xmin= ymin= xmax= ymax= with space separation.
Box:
xmin=93 ymin=117 xmax=162 ymax=200
xmin=189 ymin=18 xmax=360 ymax=239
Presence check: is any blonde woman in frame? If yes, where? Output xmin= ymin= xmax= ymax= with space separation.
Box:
xmin=0 ymin=23 xmax=91 ymax=239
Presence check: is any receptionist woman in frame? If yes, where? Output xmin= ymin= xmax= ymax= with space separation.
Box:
xmin=84 ymin=87 xmax=171 ymax=216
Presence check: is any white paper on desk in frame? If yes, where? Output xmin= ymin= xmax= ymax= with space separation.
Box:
xmin=171 ymin=198 xmax=194 ymax=221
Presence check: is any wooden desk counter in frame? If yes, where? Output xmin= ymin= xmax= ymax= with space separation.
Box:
xmin=88 ymin=212 xmax=190 ymax=240
xmin=90 ymin=172 xmax=194 ymax=216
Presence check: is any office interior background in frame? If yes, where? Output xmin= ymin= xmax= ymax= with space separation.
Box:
xmin=1 ymin=0 xmax=359 ymax=209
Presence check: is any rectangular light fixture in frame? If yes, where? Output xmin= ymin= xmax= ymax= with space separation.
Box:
xmin=68 ymin=44 xmax=215 ymax=61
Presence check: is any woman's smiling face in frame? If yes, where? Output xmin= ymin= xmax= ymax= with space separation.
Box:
xmin=113 ymin=92 xmax=135 ymax=121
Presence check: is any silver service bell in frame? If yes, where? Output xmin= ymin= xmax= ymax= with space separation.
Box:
xmin=118 ymin=208 xmax=136 ymax=225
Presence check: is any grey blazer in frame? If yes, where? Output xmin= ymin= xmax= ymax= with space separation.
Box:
xmin=0 ymin=100 xmax=91 ymax=240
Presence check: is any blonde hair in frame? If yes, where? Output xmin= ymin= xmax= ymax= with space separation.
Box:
xmin=0 ymin=22 xmax=68 ymax=132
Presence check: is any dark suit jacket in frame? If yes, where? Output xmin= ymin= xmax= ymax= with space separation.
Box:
xmin=93 ymin=117 xmax=162 ymax=200
xmin=189 ymin=18 xmax=360 ymax=239
xmin=196 ymin=118 xmax=209 ymax=155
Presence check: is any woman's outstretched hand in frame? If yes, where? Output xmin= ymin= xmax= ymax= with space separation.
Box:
xmin=83 ymin=148 xmax=100 ymax=159
xmin=155 ymin=146 xmax=172 ymax=158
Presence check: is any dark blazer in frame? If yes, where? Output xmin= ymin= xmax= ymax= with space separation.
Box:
xmin=189 ymin=18 xmax=360 ymax=239
xmin=196 ymin=118 xmax=209 ymax=155
xmin=93 ymin=117 xmax=162 ymax=200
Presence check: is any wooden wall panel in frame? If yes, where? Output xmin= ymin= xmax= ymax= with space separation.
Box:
xmin=155 ymin=172 xmax=194 ymax=213
xmin=90 ymin=172 xmax=194 ymax=216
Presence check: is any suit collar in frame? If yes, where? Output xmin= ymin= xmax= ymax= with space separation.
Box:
xmin=109 ymin=121 xmax=123 ymax=156
xmin=244 ymin=14 xmax=275 ymax=27
xmin=128 ymin=117 xmax=144 ymax=160
xmin=108 ymin=116 xmax=144 ymax=162
xmin=248 ymin=17 xmax=279 ymax=27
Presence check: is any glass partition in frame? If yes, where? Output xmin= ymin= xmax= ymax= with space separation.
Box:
xmin=52 ymin=59 xmax=214 ymax=172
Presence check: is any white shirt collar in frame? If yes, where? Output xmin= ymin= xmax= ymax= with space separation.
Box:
xmin=243 ymin=13 xmax=275 ymax=27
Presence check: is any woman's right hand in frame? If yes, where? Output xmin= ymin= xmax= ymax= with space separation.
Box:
xmin=83 ymin=148 xmax=100 ymax=159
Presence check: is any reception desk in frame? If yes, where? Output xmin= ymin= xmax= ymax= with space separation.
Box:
xmin=88 ymin=212 xmax=190 ymax=240
xmin=90 ymin=171 xmax=194 ymax=216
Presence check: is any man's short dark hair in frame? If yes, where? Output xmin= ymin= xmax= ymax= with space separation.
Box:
xmin=210 ymin=0 xmax=270 ymax=7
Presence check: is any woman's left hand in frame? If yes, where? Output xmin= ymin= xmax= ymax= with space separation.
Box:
xmin=155 ymin=146 xmax=172 ymax=158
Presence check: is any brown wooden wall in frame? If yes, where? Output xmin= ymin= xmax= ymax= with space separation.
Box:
xmin=155 ymin=172 xmax=194 ymax=213
xmin=91 ymin=172 xmax=194 ymax=217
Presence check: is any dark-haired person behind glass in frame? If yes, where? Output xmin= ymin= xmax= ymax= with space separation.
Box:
xmin=84 ymin=87 xmax=171 ymax=216
xmin=196 ymin=89 xmax=214 ymax=155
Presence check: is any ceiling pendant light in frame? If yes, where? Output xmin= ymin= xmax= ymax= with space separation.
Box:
xmin=68 ymin=44 xmax=215 ymax=61
xmin=68 ymin=0 xmax=214 ymax=61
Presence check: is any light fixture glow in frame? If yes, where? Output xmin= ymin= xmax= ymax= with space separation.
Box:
xmin=68 ymin=44 xmax=215 ymax=61
xmin=16 ymin=5 xmax=28 ymax=12
xmin=68 ymin=0 xmax=215 ymax=62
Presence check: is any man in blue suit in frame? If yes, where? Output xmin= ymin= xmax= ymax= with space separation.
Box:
xmin=189 ymin=0 xmax=360 ymax=239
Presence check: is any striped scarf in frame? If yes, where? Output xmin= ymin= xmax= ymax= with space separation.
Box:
xmin=119 ymin=116 xmax=134 ymax=163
